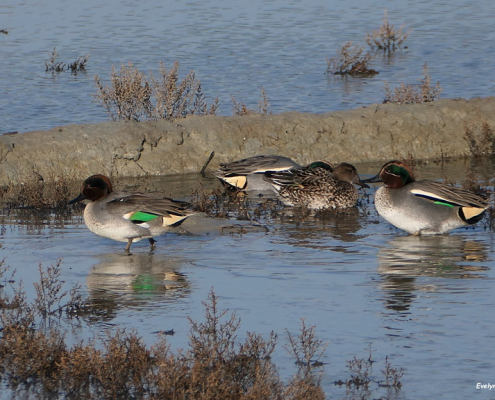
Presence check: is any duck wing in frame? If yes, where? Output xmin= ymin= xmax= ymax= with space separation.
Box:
xmin=217 ymin=155 xmax=300 ymax=176
xmin=106 ymin=192 xmax=192 ymax=226
xmin=263 ymin=166 xmax=333 ymax=188
xmin=409 ymin=180 xmax=489 ymax=209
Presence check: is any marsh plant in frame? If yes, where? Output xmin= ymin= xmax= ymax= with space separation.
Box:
xmin=0 ymin=262 xmax=406 ymax=399
xmin=0 ymin=172 xmax=76 ymax=209
xmin=0 ymin=273 xmax=327 ymax=399
xmin=326 ymin=41 xmax=378 ymax=76
xmin=231 ymin=87 xmax=272 ymax=116
xmin=67 ymin=55 xmax=89 ymax=73
xmin=94 ymin=62 xmax=153 ymax=122
xmin=365 ymin=11 xmax=411 ymax=52
xmin=284 ymin=319 xmax=328 ymax=367
xmin=45 ymin=47 xmax=65 ymax=72
xmin=384 ymin=62 xmax=442 ymax=104
xmin=94 ymin=61 xmax=219 ymax=122
xmin=334 ymin=344 xmax=404 ymax=400
xmin=45 ymin=47 xmax=89 ymax=74
xmin=380 ymin=356 xmax=405 ymax=388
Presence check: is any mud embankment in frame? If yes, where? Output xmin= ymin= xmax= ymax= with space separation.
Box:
xmin=1 ymin=97 xmax=494 ymax=185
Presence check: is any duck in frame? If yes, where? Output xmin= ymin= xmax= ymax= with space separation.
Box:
xmin=363 ymin=160 xmax=489 ymax=235
xmin=215 ymin=155 xmax=301 ymax=192
xmin=68 ymin=174 xmax=194 ymax=253
xmin=262 ymin=161 xmax=369 ymax=209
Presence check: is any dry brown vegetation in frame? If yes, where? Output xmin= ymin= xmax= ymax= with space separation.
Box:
xmin=231 ymin=87 xmax=272 ymax=116
xmin=0 ymin=262 xmax=329 ymax=399
xmin=0 ymin=211 xmax=407 ymax=399
xmin=464 ymin=122 xmax=495 ymax=158
xmin=0 ymin=172 xmax=77 ymax=209
xmin=94 ymin=61 xmax=219 ymax=122
xmin=384 ymin=62 xmax=442 ymax=104
xmin=326 ymin=41 xmax=378 ymax=76
xmin=45 ymin=47 xmax=89 ymax=74
xmin=365 ymin=11 xmax=411 ymax=52
xmin=334 ymin=344 xmax=404 ymax=398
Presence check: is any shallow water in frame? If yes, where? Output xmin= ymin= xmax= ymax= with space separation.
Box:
xmin=1 ymin=157 xmax=495 ymax=399
xmin=1 ymin=0 xmax=495 ymax=133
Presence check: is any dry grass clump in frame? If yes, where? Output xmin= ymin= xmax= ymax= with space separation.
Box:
xmin=365 ymin=11 xmax=411 ymax=52
xmin=190 ymin=186 xmax=230 ymax=218
xmin=284 ymin=319 xmax=327 ymax=368
xmin=152 ymin=61 xmax=219 ymax=120
xmin=68 ymin=55 xmax=89 ymax=73
xmin=384 ymin=62 xmax=442 ymax=104
xmin=45 ymin=47 xmax=89 ymax=74
xmin=1 ymin=262 xmax=406 ymax=399
xmin=94 ymin=62 xmax=153 ymax=122
xmin=380 ymin=356 xmax=405 ymax=388
xmin=0 ymin=260 xmax=88 ymax=391
xmin=326 ymin=42 xmax=378 ymax=76
xmin=45 ymin=47 xmax=65 ymax=72
xmin=0 ymin=273 xmax=327 ymax=399
xmin=94 ymin=61 xmax=219 ymax=122
xmin=334 ymin=344 xmax=404 ymax=399
xmin=231 ymin=87 xmax=271 ymax=116
xmin=464 ymin=122 xmax=495 ymax=158
xmin=190 ymin=185 xmax=281 ymax=229
xmin=0 ymin=173 xmax=77 ymax=209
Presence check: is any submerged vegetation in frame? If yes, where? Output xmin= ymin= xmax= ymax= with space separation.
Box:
xmin=326 ymin=41 xmax=378 ymax=76
xmin=0 ymin=261 xmax=405 ymax=399
xmin=365 ymin=11 xmax=411 ymax=52
xmin=45 ymin=47 xmax=89 ymax=74
xmin=384 ymin=62 xmax=442 ymax=104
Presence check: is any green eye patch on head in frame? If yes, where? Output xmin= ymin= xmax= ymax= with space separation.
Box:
xmin=386 ymin=164 xmax=413 ymax=184
xmin=307 ymin=161 xmax=333 ymax=171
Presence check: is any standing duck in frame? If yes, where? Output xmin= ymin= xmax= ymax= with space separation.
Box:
xmin=363 ymin=161 xmax=489 ymax=235
xmin=262 ymin=161 xmax=369 ymax=209
xmin=69 ymin=174 xmax=193 ymax=253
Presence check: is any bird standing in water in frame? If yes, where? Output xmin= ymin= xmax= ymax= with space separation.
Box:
xmin=69 ymin=174 xmax=193 ymax=253
xmin=363 ymin=161 xmax=489 ymax=235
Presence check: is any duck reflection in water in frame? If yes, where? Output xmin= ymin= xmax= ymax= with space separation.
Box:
xmin=377 ymin=235 xmax=489 ymax=315
xmin=275 ymin=207 xmax=364 ymax=249
xmin=86 ymin=252 xmax=190 ymax=313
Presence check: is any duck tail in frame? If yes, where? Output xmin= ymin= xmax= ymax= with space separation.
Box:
xmin=459 ymin=206 xmax=487 ymax=225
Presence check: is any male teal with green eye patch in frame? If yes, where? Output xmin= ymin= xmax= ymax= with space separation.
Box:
xmin=363 ymin=161 xmax=489 ymax=235
xmin=69 ymin=175 xmax=194 ymax=253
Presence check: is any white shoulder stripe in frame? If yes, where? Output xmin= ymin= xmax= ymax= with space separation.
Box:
xmin=410 ymin=189 xmax=450 ymax=203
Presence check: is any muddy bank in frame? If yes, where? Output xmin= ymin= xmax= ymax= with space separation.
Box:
xmin=1 ymin=97 xmax=494 ymax=185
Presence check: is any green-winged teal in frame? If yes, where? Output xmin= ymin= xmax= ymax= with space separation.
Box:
xmin=69 ymin=175 xmax=194 ymax=253
xmin=215 ymin=155 xmax=301 ymax=192
xmin=262 ymin=161 xmax=369 ymax=209
xmin=363 ymin=160 xmax=489 ymax=235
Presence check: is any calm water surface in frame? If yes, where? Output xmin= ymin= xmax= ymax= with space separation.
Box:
xmin=1 ymin=0 xmax=495 ymax=132
xmin=1 ymin=158 xmax=495 ymax=399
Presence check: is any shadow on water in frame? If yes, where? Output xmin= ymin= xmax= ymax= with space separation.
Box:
xmin=377 ymin=235 xmax=489 ymax=315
